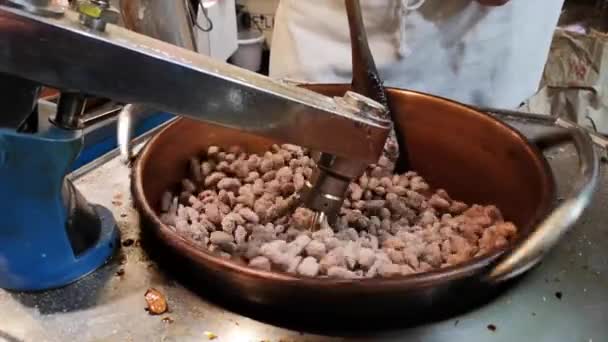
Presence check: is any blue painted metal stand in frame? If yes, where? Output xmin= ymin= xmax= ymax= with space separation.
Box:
xmin=0 ymin=124 xmax=118 ymax=291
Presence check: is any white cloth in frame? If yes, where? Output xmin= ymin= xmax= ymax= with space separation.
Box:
xmin=269 ymin=0 xmax=564 ymax=108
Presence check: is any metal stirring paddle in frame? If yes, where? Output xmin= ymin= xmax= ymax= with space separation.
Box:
xmin=345 ymin=0 xmax=410 ymax=173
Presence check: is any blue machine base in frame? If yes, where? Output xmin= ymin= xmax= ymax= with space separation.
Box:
xmin=0 ymin=111 xmax=170 ymax=291
xmin=1 ymin=205 xmax=118 ymax=292
xmin=0 ymin=123 xmax=119 ymax=291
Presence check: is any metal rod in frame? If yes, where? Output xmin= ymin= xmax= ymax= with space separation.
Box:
xmin=479 ymin=106 xmax=608 ymax=150
xmin=54 ymin=92 xmax=86 ymax=129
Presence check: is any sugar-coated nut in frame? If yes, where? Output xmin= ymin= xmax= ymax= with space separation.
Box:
xmin=217 ymin=178 xmax=241 ymax=192
xmin=238 ymin=207 xmax=260 ymax=223
xmin=293 ymin=173 xmax=306 ymax=191
xmin=292 ymin=207 xmax=314 ymax=230
xmin=280 ymin=182 xmax=296 ymax=196
xmin=302 ymin=167 xmax=313 ymax=178
xmin=244 ymin=240 xmax=263 ymax=259
xmin=343 ymin=241 xmax=359 ymax=270
xmin=262 ymin=170 xmax=277 ymax=182
xmin=259 ymin=240 xmax=288 ymax=266
xmin=235 ymin=225 xmax=248 ymax=245
xmin=429 ymin=194 xmax=450 ymax=210
xmin=201 ymin=161 xmax=215 ymax=177
xmin=364 ymin=200 xmax=385 ymax=214
xmin=287 ymin=234 xmax=312 ymax=257
xmin=286 ymin=256 xmax=303 ymax=274
xmin=244 ymin=171 xmax=259 ymax=183
xmin=276 ymin=166 xmax=293 ymax=182
xmin=312 ymin=227 xmax=334 ymax=240
xmin=221 ymin=213 xmax=244 ymax=234
xmin=305 ymin=240 xmax=327 ymax=260
xmin=259 ymin=159 xmax=274 ymax=173
xmin=320 ymin=247 xmax=345 ymax=272
xmin=265 ymin=179 xmax=281 ymax=194
xmin=387 ymin=248 xmax=405 ymax=264
xmin=357 ymin=247 xmax=376 ymax=269
xmin=204 ymin=172 xmax=226 ymax=188
xmin=203 ymin=203 xmax=221 ymax=225
xmin=378 ymin=262 xmax=401 ymax=277
xmin=210 ymin=231 xmax=233 ymax=246
xmin=371 ymin=166 xmax=384 ymax=178
xmin=297 ymin=256 xmax=320 ymax=277
xmin=421 ymin=242 xmax=442 ymax=267
xmin=207 ymin=146 xmax=220 ymax=157
xmin=271 ymin=154 xmax=285 ymax=168
xmin=247 ymin=155 xmax=261 ymax=170
xmin=216 ymin=161 xmax=231 ymax=173
xmin=349 ymin=183 xmax=363 ymax=201
xmin=249 ymin=256 xmax=271 ymax=271
xmin=233 ymin=160 xmax=249 ymax=178
xmin=327 ymin=266 xmax=358 ymax=279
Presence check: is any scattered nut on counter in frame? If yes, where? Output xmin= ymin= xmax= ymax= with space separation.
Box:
xmin=144 ymin=288 xmax=168 ymax=315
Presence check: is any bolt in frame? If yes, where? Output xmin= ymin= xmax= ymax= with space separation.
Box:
xmin=78 ymin=0 xmax=120 ymax=32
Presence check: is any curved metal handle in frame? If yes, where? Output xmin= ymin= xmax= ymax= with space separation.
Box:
xmin=487 ymin=127 xmax=600 ymax=283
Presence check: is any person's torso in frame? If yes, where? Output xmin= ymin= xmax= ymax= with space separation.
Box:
xmin=269 ymin=0 xmax=564 ymax=108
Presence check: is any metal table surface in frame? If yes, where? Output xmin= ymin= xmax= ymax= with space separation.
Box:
xmin=1 ymin=117 xmax=607 ymax=342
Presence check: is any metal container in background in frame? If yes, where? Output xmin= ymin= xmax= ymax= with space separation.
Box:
xmin=117 ymin=0 xmax=197 ymax=161
xmin=560 ymin=0 xmax=608 ymax=32
xmin=119 ymin=0 xmax=196 ymax=51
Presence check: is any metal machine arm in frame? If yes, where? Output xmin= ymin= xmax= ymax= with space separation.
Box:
xmin=0 ymin=4 xmax=390 ymax=163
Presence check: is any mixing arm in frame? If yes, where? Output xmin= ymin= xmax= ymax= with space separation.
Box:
xmin=0 ymin=2 xmax=390 ymax=163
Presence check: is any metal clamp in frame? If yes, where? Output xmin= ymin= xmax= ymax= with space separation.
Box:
xmin=77 ymin=0 xmax=119 ymax=32
xmin=0 ymin=5 xmax=390 ymax=163
xmin=487 ymin=126 xmax=600 ymax=283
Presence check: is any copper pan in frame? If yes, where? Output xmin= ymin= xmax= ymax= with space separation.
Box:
xmin=131 ymin=85 xmax=599 ymax=318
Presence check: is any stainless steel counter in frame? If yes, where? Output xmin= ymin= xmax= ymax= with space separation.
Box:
xmin=0 ymin=117 xmax=607 ymax=342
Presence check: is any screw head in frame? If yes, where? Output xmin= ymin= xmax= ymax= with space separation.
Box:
xmin=78 ymin=0 xmax=120 ymax=31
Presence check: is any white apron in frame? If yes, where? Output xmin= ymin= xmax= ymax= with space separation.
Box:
xmin=269 ymin=0 xmax=564 ymax=108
